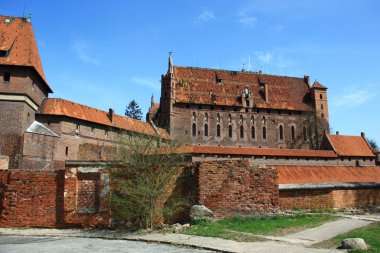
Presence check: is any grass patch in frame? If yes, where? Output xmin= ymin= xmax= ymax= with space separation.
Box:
xmin=324 ymin=222 xmax=380 ymax=252
xmin=185 ymin=214 xmax=337 ymax=240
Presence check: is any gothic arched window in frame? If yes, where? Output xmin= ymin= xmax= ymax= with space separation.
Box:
xmin=291 ymin=126 xmax=296 ymax=141
xmin=279 ymin=125 xmax=284 ymax=140
xmin=263 ymin=126 xmax=267 ymax=140
xmin=251 ymin=126 xmax=255 ymax=139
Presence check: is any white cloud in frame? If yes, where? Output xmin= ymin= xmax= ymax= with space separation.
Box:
xmin=71 ymin=39 xmax=100 ymax=65
xmin=196 ymin=8 xmax=215 ymax=23
xmin=255 ymin=52 xmax=274 ymax=65
xmin=334 ymin=89 xmax=376 ymax=107
xmin=131 ymin=77 xmax=160 ymax=90
xmin=239 ymin=16 xmax=258 ymax=28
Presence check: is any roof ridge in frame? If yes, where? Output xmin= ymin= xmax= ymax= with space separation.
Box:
xmin=173 ymin=65 xmax=305 ymax=80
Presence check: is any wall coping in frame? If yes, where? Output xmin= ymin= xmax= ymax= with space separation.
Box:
xmin=279 ymin=182 xmax=380 ymax=190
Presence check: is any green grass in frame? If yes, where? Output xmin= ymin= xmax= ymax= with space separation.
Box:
xmin=328 ymin=222 xmax=380 ymax=253
xmin=184 ymin=214 xmax=337 ymax=240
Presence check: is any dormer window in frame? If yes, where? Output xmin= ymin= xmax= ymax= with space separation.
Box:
xmin=217 ymin=78 xmax=223 ymax=85
xmin=3 ymin=72 xmax=10 ymax=82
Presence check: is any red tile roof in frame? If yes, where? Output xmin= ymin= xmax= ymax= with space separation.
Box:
xmin=0 ymin=16 xmax=51 ymax=92
xmin=326 ymin=134 xmax=374 ymax=157
xmin=277 ymin=166 xmax=380 ymax=184
xmin=179 ymin=145 xmax=337 ymax=158
xmin=311 ymin=81 xmax=327 ymax=89
xmin=38 ymin=98 xmax=169 ymax=138
xmin=172 ymin=66 xmax=314 ymax=111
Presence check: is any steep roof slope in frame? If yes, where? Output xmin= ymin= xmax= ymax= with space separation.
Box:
xmin=173 ymin=66 xmax=314 ymax=111
xmin=38 ymin=98 xmax=169 ymax=138
xmin=0 ymin=16 xmax=51 ymax=91
xmin=326 ymin=134 xmax=374 ymax=157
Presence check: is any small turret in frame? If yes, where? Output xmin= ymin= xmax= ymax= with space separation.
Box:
xmin=168 ymin=52 xmax=174 ymax=75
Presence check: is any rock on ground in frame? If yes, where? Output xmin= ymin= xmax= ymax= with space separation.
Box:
xmin=341 ymin=238 xmax=368 ymax=250
xmin=190 ymin=205 xmax=213 ymax=220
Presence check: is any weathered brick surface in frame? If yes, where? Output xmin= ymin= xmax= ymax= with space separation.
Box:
xmin=279 ymin=188 xmax=380 ymax=210
xmin=332 ymin=189 xmax=380 ymax=208
xmin=0 ymin=170 xmax=64 ymax=227
xmin=279 ymin=189 xmax=334 ymax=210
xmin=197 ymin=160 xmax=279 ymax=218
xmin=0 ymin=169 xmax=110 ymax=228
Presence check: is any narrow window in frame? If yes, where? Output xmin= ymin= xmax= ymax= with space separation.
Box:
xmin=279 ymin=125 xmax=284 ymax=140
xmin=321 ymin=113 xmax=325 ymax=118
xmin=91 ymin=126 xmax=94 ymax=134
xmin=250 ymin=115 xmax=254 ymax=125
xmin=217 ymin=124 xmax=221 ymax=137
xmin=105 ymin=130 xmax=108 ymax=136
xmin=192 ymin=123 xmax=196 ymax=136
xmin=65 ymin=147 xmax=69 ymax=156
xmin=303 ymin=126 xmax=307 ymax=140
xmin=291 ymin=126 xmax=295 ymax=141
xmin=239 ymin=115 xmax=243 ymax=125
xmin=229 ymin=125 xmax=232 ymax=138
xmin=3 ymin=72 xmax=10 ymax=82
xmin=204 ymin=113 xmax=208 ymax=123
xmin=262 ymin=116 xmax=266 ymax=125
xmin=263 ymin=126 xmax=267 ymax=140
xmin=228 ymin=114 xmax=232 ymax=124
xmin=321 ymin=104 xmax=323 ymax=110
xmin=320 ymin=94 xmax=323 ymax=99
xmin=240 ymin=125 xmax=244 ymax=138
xmin=192 ymin=112 xmax=196 ymax=122
xmin=251 ymin=126 xmax=255 ymax=139
xmin=204 ymin=124 xmax=208 ymax=137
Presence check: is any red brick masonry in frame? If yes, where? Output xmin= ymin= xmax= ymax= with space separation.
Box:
xmin=0 ymin=170 xmax=109 ymax=228
xmin=197 ymin=160 xmax=279 ymax=217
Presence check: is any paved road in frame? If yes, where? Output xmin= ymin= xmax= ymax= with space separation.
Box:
xmin=0 ymin=236 xmax=214 ymax=253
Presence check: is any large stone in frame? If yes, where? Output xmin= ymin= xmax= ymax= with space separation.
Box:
xmin=341 ymin=238 xmax=368 ymax=250
xmin=0 ymin=156 xmax=9 ymax=170
xmin=190 ymin=205 xmax=214 ymax=220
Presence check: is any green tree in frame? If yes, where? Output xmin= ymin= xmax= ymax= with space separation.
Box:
xmin=108 ymin=133 xmax=188 ymax=229
xmin=125 ymin=100 xmax=143 ymax=120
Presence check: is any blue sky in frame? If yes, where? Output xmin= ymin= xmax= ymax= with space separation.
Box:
xmin=2 ymin=0 xmax=379 ymax=143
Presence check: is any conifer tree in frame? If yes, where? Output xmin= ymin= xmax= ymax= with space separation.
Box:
xmin=125 ymin=100 xmax=142 ymax=120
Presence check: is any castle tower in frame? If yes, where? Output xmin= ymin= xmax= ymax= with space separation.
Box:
xmin=159 ymin=52 xmax=176 ymax=133
xmin=0 ymin=16 xmax=52 ymax=168
xmin=310 ymin=80 xmax=329 ymax=124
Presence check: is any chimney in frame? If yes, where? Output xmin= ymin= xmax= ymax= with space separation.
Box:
xmin=361 ymin=132 xmax=365 ymax=138
xmin=336 ymin=131 xmax=339 ymax=135
xmin=108 ymin=108 xmax=114 ymax=123
xmin=304 ymin=75 xmax=310 ymax=85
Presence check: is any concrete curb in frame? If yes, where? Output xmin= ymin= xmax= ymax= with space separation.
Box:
xmin=0 ymin=228 xmax=230 ymax=253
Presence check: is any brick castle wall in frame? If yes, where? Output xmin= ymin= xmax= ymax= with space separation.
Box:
xmin=279 ymin=188 xmax=380 ymax=210
xmin=0 ymin=169 xmax=110 ymax=228
xmin=197 ymin=160 xmax=279 ymax=217
xmin=279 ymin=189 xmax=334 ymax=210
xmin=332 ymin=189 xmax=380 ymax=208
xmin=0 ymin=170 xmax=64 ymax=227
